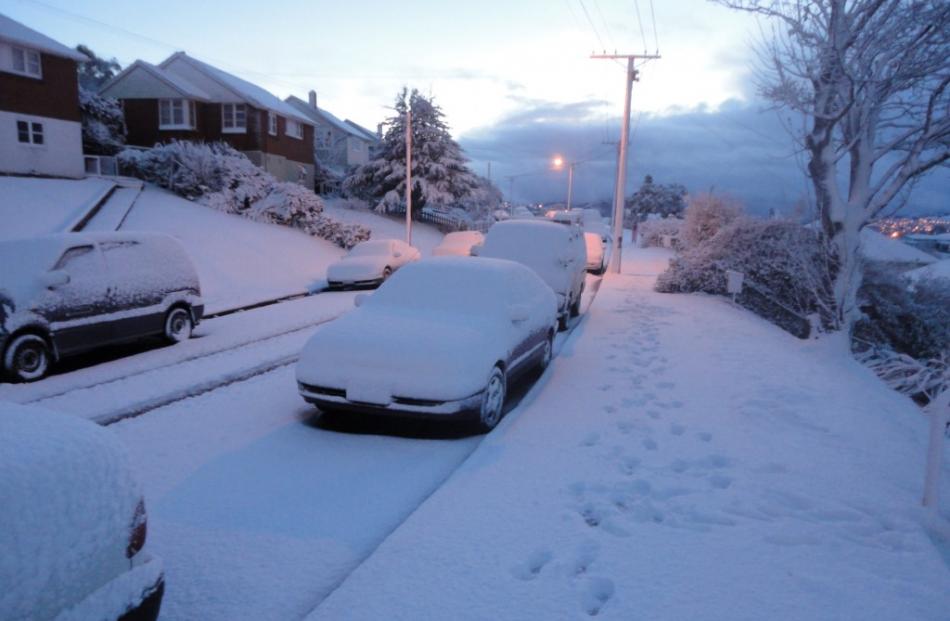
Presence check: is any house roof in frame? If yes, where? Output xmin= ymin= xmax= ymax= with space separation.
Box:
xmin=160 ymin=52 xmax=312 ymax=125
xmin=284 ymin=96 xmax=367 ymax=140
xmin=99 ymin=59 xmax=213 ymax=100
xmin=0 ymin=13 xmax=86 ymax=61
xmin=344 ymin=119 xmax=380 ymax=142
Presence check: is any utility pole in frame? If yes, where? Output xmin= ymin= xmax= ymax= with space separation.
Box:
xmin=566 ymin=162 xmax=575 ymax=211
xmin=405 ymin=106 xmax=412 ymax=245
xmin=487 ymin=161 xmax=492 ymax=183
xmin=592 ymin=53 xmax=660 ymax=274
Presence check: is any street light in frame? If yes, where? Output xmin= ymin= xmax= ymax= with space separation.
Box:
xmin=551 ymin=156 xmax=575 ymax=211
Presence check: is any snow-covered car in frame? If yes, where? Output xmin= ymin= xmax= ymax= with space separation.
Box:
xmin=0 ymin=402 xmax=164 ymax=621
xmin=475 ymin=219 xmax=587 ymax=330
xmin=510 ymin=206 xmax=535 ymax=219
xmin=0 ymin=232 xmax=203 ymax=382
xmin=432 ymin=231 xmax=485 ymax=257
xmin=326 ymin=239 xmax=420 ymax=289
xmin=584 ymin=231 xmax=607 ymax=274
xmin=297 ymin=257 xmax=558 ymax=431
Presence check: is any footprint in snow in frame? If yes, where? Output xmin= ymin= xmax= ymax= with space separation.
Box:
xmin=581 ymin=432 xmax=600 ymax=447
xmin=647 ymin=409 xmax=662 ymax=420
xmin=697 ymin=431 xmax=713 ymax=443
xmin=642 ymin=438 xmax=658 ymax=451
xmin=511 ymin=549 xmax=553 ymax=581
xmin=581 ymin=577 xmax=615 ymax=616
xmin=670 ymin=423 xmax=686 ymax=436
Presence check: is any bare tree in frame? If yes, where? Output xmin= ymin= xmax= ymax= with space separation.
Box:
xmin=713 ymin=0 xmax=950 ymax=329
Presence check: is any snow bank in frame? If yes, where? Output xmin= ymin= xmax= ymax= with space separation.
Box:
xmin=0 ymin=402 xmax=142 ymax=621
xmin=862 ymin=228 xmax=937 ymax=264
xmin=309 ymin=247 xmax=950 ymax=621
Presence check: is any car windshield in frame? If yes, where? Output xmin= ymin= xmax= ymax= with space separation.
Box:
xmin=348 ymin=241 xmax=391 ymax=258
xmin=368 ymin=261 xmax=509 ymax=317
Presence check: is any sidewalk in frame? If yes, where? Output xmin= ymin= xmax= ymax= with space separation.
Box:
xmin=309 ymin=247 xmax=950 ymax=621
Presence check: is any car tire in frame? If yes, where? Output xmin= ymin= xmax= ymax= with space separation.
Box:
xmin=539 ymin=333 xmax=554 ymax=371
xmin=570 ymin=290 xmax=582 ymax=318
xmin=476 ymin=366 xmax=507 ymax=432
xmin=558 ymin=307 xmax=570 ymax=331
xmin=4 ymin=333 xmax=51 ymax=382
xmin=163 ymin=306 xmax=193 ymax=344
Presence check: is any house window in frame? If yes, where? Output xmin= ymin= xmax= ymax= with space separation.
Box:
xmin=286 ymin=119 xmax=304 ymax=140
xmin=222 ymin=103 xmax=246 ymax=133
xmin=158 ymin=99 xmax=196 ymax=129
xmin=11 ymin=46 xmax=41 ymax=78
xmin=268 ymin=112 xmax=278 ymax=136
xmin=16 ymin=120 xmax=44 ymax=145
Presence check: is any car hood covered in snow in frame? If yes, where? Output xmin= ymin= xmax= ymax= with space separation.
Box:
xmin=326 ymin=256 xmax=388 ymax=282
xmin=297 ymin=309 xmax=508 ymax=402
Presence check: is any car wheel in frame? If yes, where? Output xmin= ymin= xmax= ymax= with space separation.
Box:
xmin=570 ymin=291 xmax=582 ymax=318
xmin=477 ymin=366 xmax=507 ymax=432
xmin=539 ymin=333 xmax=554 ymax=370
xmin=4 ymin=333 xmax=51 ymax=382
xmin=558 ymin=309 xmax=570 ymax=331
xmin=163 ymin=306 xmax=193 ymax=344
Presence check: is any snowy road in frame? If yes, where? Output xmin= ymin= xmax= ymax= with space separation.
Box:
xmin=103 ymin=274 xmax=602 ymax=620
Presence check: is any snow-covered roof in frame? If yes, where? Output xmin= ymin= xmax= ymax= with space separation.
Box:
xmin=286 ymin=96 xmax=369 ymax=140
xmin=99 ymin=59 xmax=212 ymax=101
xmin=344 ymin=119 xmax=380 ymax=143
xmin=160 ymin=52 xmax=312 ymax=125
xmin=0 ymin=13 xmax=85 ymax=61
xmin=860 ymin=228 xmax=937 ymax=265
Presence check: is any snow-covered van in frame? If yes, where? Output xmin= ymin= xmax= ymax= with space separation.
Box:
xmin=0 ymin=402 xmax=164 ymax=621
xmin=0 ymin=232 xmax=203 ymax=381
xmin=475 ymin=219 xmax=587 ymax=330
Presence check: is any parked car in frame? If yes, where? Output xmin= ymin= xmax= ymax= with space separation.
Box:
xmin=326 ymin=239 xmax=420 ymax=289
xmin=510 ymin=206 xmax=535 ymax=219
xmin=547 ymin=209 xmax=584 ymax=227
xmin=584 ymin=231 xmax=608 ymax=274
xmin=0 ymin=402 xmax=164 ymax=621
xmin=0 ymin=232 xmax=203 ymax=382
xmin=474 ymin=219 xmax=587 ymax=330
xmin=432 ymin=231 xmax=485 ymax=257
xmin=297 ymin=257 xmax=558 ymax=431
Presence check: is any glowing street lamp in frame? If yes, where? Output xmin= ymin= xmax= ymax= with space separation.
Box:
xmin=551 ymin=155 xmax=575 ymax=210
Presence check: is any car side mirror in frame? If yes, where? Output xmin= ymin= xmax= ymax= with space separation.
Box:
xmin=354 ymin=293 xmax=369 ymax=308
xmin=41 ymin=270 xmax=70 ymax=289
xmin=509 ymin=304 xmax=530 ymax=323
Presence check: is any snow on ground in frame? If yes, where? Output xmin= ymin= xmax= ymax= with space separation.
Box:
xmin=0 ymin=177 xmax=115 ymax=240
xmin=906 ymin=258 xmax=950 ymax=285
xmin=310 ymin=246 xmax=950 ymax=621
xmin=322 ymin=198 xmax=444 ymax=256
xmin=119 ymin=186 xmax=345 ymax=314
xmin=862 ymin=228 xmax=936 ymax=265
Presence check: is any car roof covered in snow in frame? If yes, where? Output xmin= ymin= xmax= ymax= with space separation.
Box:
xmin=0 ymin=231 xmax=184 ymax=270
xmin=0 ymin=14 xmax=86 ymax=61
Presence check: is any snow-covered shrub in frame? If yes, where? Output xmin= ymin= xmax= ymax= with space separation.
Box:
xmin=656 ymin=218 xmax=837 ymax=337
xmin=637 ymin=217 xmax=684 ymax=249
xmin=79 ymin=88 xmax=125 ymax=155
xmin=852 ymin=265 xmax=950 ymax=400
xmin=680 ymin=192 xmax=743 ymax=249
xmin=120 ymin=141 xmax=369 ymax=248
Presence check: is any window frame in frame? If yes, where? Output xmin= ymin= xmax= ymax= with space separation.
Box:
xmin=10 ymin=46 xmax=42 ymax=79
xmin=268 ymin=112 xmax=278 ymax=136
xmin=221 ymin=103 xmax=247 ymax=134
xmin=16 ymin=120 xmax=44 ymax=146
xmin=285 ymin=118 xmax=304 ymax=140
xmin=158 ymin=99 xmax=196 ymax=130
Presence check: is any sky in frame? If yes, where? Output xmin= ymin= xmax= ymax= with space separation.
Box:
xmin=2 ymin=0 xmax=946 ymax=215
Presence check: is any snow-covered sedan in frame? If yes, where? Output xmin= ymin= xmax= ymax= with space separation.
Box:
xmin=584 ymin=231 xmax=607 ymax=274
xmin=297 ymin=257 xmax=558 ymax=431
xmin=326 ymin=239 xmax=420 ymax=289
xmin=432 ymin=231 xmax=485 ymax=257
xmin=0 ymin=403 xmax=164 ymax=621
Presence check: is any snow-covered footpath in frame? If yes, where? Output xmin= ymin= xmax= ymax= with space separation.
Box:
xmin=310 ymin=247 xmax=950 ymax=621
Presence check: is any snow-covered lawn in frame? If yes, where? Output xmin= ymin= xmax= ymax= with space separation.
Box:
xmin=310 ymin=246 xmax=950 ymax=621
xmin=0 ymin=177 xmax=115 ymax=240
xmin=118 ymin=186 xmax=346 ymax=314
xmin=322 ymin=198 xmax=444 ymax=256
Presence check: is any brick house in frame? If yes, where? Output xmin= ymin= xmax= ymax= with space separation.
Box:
xmin=0 ymin=13 xmax=85 ymax=178
xmin=285 ymin=92 xmax=378 ymax=174
xmin=101 ymin=52 xmax=315 ymax=187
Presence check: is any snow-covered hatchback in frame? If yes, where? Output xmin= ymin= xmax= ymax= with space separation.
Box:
xmin=0 ymin=403 xmax=164 ymax=621
xmin=0 ymin=232 xmax=203 ymax=382
xmin=297 ymin=257 xmax=558 ymax=431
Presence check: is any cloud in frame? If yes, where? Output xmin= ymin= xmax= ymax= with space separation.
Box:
xmin=460 ymin=99 xmax=950 ymax=216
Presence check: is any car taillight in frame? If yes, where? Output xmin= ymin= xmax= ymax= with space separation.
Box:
xmin=127 ymin=498 xmax=147 ymax=559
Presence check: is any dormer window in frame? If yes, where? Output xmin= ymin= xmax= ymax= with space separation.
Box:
xmin=8 ymin=45 xmax=41 ymax=78
xmin=158 ymin=99 xmax=196 ymax=130
xmin=286 ymin=119 xmax=304 ymax=140
xmin=222 ymin=103 xmax=246 ymax=133
xmin=268 ymin=112 xmax=278 ymax=136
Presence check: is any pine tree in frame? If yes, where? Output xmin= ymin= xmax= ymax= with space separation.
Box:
xmin=624 ymin=175 xmax=687 ymax=226
xmin=344 ymin=88 xmax=483 ymax=216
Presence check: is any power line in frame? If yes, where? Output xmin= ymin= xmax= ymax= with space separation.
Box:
xmin=632 ymin=0 xmax=648 ymax=54
xmin=577 ymin=0 xmax=607 ymax=52
xmin=592 ymin=0 xmax=616 ymax=51
xmin=648 ymin=0 xmax=660 ymax=54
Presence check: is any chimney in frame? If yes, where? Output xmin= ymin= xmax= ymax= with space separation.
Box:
xmin=377 ymin=123 xmax=383 ymax=139
xmin=309 ymin=90 xmax=317 ymax=109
